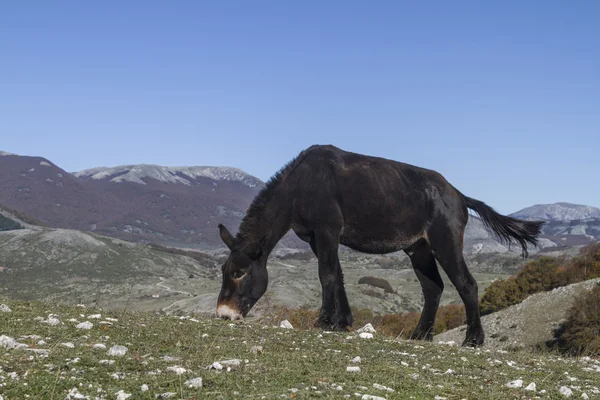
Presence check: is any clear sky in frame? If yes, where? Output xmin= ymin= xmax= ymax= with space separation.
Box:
xmin=1 ymin=1 xmax=599 ymax=214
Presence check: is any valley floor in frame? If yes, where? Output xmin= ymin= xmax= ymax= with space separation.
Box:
xmin=1 ymin=299 xmax=599 ymax=399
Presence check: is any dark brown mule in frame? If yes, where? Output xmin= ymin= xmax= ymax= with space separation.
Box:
xmin=216 ymin=144 xmax=543 ymax=347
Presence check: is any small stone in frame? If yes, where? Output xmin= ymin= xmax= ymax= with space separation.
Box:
xmin=559 ymin=386 xmax=573 ymax=397
xmin=279 ymin=320 xmax=294 ymax=329
xmin=93 ymin=344 xmax=107 ymax=350
xmin=506 ymin=379 xmax=523 ymax=388
xmin=359 ymin=332 xmax=373 ymax=339
xmin=88 ymin=314 xmax=102 ymax=319
xmin=167 ymin=366 xmax=187 ymax=375
xmin=115 ymin=390 xmax=132 ymax=400
xmin=141 ymin=384 xmax=149 ymax=392
xmin=525 ymin=382 xmax=536 ymax=391
xmin=356 ymin=323 xmax=376 ymax=334
xmin=581 ymin=393 xmax=589 ymax=399
xmin=445 ymin=369 xmax=455 ymax=374
xmin=210 ymin=362 xmax=223 ymax=370
xmin=76 ymin=321 xmax=93 ymax=330
xmin=0 ymin=304 xmax=12 ymax=313
xmin=346 ymin=366 xmax=361 ymax=373
xmin=184 ymin=377 xmax=203 ymax=388
xmin=107 ymin=345 xmax=128 ymax=357
xmin=61 ymin=342 xmax=75 ymax=349
xmin=352 ymin=356 xmax=361 ymax=363
xmin=362 ymin=396 xmax=386 ymax=400
xmin=220 ymin=359 xmax=242 ymax=367
xmin=250 ymin=346 xmax=263 ymax=354
xmin=373 ymin=383 xmax=394 ymax=392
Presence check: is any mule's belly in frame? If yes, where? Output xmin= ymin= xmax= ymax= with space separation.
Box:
xmin=339 ymin=224 xmax=425 ymax=254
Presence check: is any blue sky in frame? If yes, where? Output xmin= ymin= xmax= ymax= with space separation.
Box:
xmin=1 ymin=1 xmax=599 ymax=214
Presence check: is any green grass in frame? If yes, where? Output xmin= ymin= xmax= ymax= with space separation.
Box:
xmin=1 ymin=299 xmax=599 ymax=399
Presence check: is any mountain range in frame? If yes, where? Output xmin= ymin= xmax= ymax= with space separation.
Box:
xmin=1 ymin=150 xmax=599 ymax=253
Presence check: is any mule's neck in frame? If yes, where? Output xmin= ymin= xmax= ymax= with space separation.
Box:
xmin=237 ymin=186 xmax=292 ymax=258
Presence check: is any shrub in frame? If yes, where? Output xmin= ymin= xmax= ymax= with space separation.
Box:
xmin=551 ymin=282 xmax=600 ymax=356
xmin=479 ymin=244 xmax=600 ymax=316
xmin=358 ymin=276 xmax=396 ymax=294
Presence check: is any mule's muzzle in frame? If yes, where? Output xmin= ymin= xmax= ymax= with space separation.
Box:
xmin=216 ymin=303 xmax=244 ymax=321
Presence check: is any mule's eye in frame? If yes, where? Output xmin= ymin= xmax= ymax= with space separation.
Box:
xmin=232 ymin=269 xmax=246 ymax=279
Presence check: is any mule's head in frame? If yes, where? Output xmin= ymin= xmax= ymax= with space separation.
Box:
xmin=215 ymin=224 xmax=268 ymax=320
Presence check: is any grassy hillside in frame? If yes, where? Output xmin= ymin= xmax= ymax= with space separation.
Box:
xmin=1 ymin=298 xmax=599 ymax=399
xmin=0 ymin=228 xmax=220 ymax=312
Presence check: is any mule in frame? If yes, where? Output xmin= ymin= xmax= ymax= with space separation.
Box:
xmin=216 ymin=144 xmax=544 ymax=347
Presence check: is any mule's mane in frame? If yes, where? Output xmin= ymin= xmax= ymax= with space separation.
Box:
xmin=236 ymin=146 xmax=317 ymax=241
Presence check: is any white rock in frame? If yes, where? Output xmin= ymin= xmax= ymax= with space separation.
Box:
xmin=220 ymin=359 xmax=242 ymax=367
xmin=76 ymin=321 xmax=93 ymax=330
xmin=210 ymin=362 xmax=223 ymax=370
xmin=61 ymin=342 xmax=75 ymax=349
xmin=141 ymin=384 xmax=149 ymax=392
xmin=352 ymin=356 xmax=361 ymax=363
xmin=93 ymin=343 xmax=107 ymax=350
xmin=87 ymin=314 xmax=101 ymax=319
xmin=506 ymin=379 xmax=523 ymax=388
xmin=0 ymin=304 xmax=12 ymax=313
xmin=0 ymin=335 xmax=27 ymax=350
xmin=581 ymin=393 xmax=589 ymax=399
xmin=560 ymin=386 xmax=573 ymax=397
xmin=184 ymin=377 xmax=203 ymax=388
xmin=279 ymin=320 xmax=294 ymax=329
xmin=65 ymin=388 xmax=88 ymax=399
xmin=346 ymin=366 xmax=361 ymax=372
xmin=373 ymin=383 xmax=394 ymax=392
xmin=445 ymin=369 xmax=455 ymax=374
xmin=156 ymin=393 xmax=176 ymax=399
xmin=525 ymin=382 xmax=537 ymax=391
xmin=107 ymin=345 xmax=128 ymax=357
xmin=44 ymin=317 xmax=61 ymax=326
xmin=167 ymin=366 xmax=187 ymax=375
xmin=356 ymin=323 xmax=376 ymax=333
xmin=359 ymin=332 xmax=373 ymax=339
xmin=250 ymin=346 xmax=263 ymax=354
xmin=115 ymin=390 xmax=132 ymax=400
xmin=99 ymin=359 xmax=115 ymax=365
xmin=362 ymin=396 xmax=386 ymax=400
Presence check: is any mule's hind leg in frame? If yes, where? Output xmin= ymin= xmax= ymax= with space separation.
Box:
xmin=406 ymin=242 xmax=444 ymax=341
xmin=429 ymin=223 xmax=484 ymax=347
xmin=311 ymin=231 xmax=353 ymax=331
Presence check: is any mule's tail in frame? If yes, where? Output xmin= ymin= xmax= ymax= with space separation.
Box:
xmin=462 ymin=195 xmax=545 ymax=258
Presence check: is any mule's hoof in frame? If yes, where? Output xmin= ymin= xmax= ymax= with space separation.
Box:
xmin=409 ymin=328 xmax=434 ymax=341
xmin=462 ymin=334 xmax=484 ymax=348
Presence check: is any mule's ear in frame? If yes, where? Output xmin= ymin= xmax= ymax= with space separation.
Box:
xmin=218 ymin=224 xmax=234 ymax=250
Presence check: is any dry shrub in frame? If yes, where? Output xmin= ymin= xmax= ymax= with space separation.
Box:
xmin=261 ymin=303 xmax=465 ymax=339
xmin=552 ymin=282 xmax=600 ymax=356
xmin=480 ymin=243 xmax=600 ymax=316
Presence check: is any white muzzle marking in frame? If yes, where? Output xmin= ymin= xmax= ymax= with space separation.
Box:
xmin=216 ymin=304 xmax=243 ymax=320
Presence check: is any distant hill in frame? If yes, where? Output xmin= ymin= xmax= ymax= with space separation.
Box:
xmin=0 ymin=152 xmax=267 ymax=248
xmin=510 ymin=202 xmax=600 ymax=221
xmin=1 ymin=151 xmax=598 ymax=253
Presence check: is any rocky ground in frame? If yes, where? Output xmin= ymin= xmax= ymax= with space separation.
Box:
xmin=1 ymin=298 xmax=600 ymax=399
xmin=435 ymin=278 xmax=600 ymax=352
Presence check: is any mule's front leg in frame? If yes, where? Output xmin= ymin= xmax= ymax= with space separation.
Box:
xmin=312 ymin=232 xmax=353 ymax=331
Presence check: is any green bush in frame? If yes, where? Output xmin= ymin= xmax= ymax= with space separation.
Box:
xmin=551 ymin=282 xmax=600 ymax=356
xmin=479 ymin=243 xmax=600 ymax=316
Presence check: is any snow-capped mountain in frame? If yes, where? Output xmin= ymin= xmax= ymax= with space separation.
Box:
xmin=73 ymin=165 xmax=262 ymax=188
xmin=510 ymin=202 xmax=600 ymax=222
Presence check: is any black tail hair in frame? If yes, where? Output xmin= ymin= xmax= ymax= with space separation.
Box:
xmin=463 ymin=195 xmax=545 ymax=258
